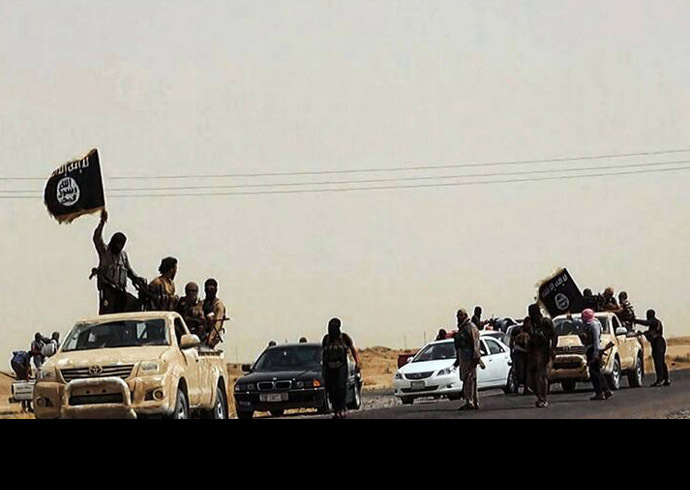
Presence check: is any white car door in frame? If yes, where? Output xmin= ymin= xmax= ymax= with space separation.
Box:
xmin=483 ymin=338 xmax=510 ymax=387
xmin=476 ymin=340 xmax=491 ymax=388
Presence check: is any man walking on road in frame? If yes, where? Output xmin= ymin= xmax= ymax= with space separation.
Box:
xmin=454 ymin=308 xmax=482 ymax=410
xmin=526 ymin=304 xmax=556 ymax=408
xmin=634 ymin=309 xmax=670 ymax=387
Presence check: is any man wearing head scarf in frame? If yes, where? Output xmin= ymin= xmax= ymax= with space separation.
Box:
xmin=202 ymin=278 xmax=227 ymax=348
xmin=93 ymin=209 xmax=145 ymax=314
xmin=526 ymin=304 xmax=557 ymax=408
xmin=602 ymin=287 xmax=619 ymax=312
xmin=634 ymin=309 xmax=670 ymax=386
xmin=322 ymin=318 xmax=360 ymax=419
xmin=148 ymin=257 xmax=179 ymax=311
xmin=571 ymin=309 xmax=613 ymax=400
xmin=176 ymin=282 xmax=205 ymax=335
xmin=453 ymin=308 xmax=482 ymax=410
xmin=613 ymin=291 xmax=635 ymax=331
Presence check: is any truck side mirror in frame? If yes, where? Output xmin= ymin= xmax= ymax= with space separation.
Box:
xmin=180 ymin=334 xmax=201 ymax=350
xmin=241 ymin=364 xmax=252 ymax=373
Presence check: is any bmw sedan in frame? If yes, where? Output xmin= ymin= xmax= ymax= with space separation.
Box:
xmin=392 ymin=337 xmax=513 ymax=404
xmin=233 ymin=342 xmax=362 ymax=419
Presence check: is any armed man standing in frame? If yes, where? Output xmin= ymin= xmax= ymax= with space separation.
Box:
xmin=202 ymin=278 xmax=227 ymax=348
xmin=454 ymin=308 xmax=483 ymax=410
xmin=526 ymin=304 xmax=557 ymax=408
xmin=92 ymin=210 xmax=146 ymax=314
xmin=634 ymin=309 xmax=670 ymax=387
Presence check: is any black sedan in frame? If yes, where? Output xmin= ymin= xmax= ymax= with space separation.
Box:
xmin=234 ymin=343 xmax=362 ymax=419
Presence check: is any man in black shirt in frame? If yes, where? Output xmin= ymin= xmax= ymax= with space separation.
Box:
xmin=634 ymin=309 xmax=670 ymax=386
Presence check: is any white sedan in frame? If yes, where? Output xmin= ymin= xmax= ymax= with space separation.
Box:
xmin=393 ymin=337 xmax=514 ymax=404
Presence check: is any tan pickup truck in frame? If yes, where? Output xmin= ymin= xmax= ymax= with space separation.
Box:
xmin=548 ymin=312 xmax=644 ymax=392
xmin=33 ymin=311 xmax=229 ymax=419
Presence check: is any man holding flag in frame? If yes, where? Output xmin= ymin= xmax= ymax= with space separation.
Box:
xmin=44 ymin=149 xmax=146 ymax=314
xmin=92 ymin=209 xmax=146 ymax=314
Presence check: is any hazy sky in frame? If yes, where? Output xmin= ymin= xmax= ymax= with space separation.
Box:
xmin=1 ymin=1 xmax=689 ymax=364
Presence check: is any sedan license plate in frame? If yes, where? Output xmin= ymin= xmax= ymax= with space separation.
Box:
xmin=260 ymin=393 xmax=288 ymax=403
xmin=410 ymin=381 xmax=425 ymax=391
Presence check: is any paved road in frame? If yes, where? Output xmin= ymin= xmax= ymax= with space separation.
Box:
xmin=349 ymin=369 xmax=690 ymax=419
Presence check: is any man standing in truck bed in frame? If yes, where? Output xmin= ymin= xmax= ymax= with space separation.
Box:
xmin=203 ymin=278 xmax=227 ymax=348
xmin=93 ymin=209 xmax=146 ymax=314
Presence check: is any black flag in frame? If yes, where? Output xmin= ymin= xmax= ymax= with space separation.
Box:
xmin=537 ymin=268 xmax=584 ymax=318
xmin=43 ymin=149 xmax=105 ymax=224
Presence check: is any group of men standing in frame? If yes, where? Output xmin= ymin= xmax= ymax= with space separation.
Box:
xmin=451 ymin=289 xmax=670 ymax=411
xmin=92 ymin=209 xmax=227 ymax=348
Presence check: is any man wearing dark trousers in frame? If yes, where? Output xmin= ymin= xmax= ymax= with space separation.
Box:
xmin=634 ymin=310 xmax=670 ymax=387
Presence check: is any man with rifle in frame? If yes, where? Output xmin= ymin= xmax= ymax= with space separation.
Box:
xmin=202 ymin=278 xmax=228 ymax=349
xmin=92 ymin=209 xmax=147 ymax=314
xmin=568 ymin=309 xmax=614 ymax=400
xmin=634 ymin=309 xmax=670 ymax=387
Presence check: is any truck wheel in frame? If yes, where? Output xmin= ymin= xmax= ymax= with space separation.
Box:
xmin=202 ymin=385 xmax=228 ymax=419
xmin=627 ymin=354 xmax=643 ymax=388
xmin=169 ymin=388 xmax=189 ymax=420
xmin=607 ymin=357 xmax=621 ymax=391
xmin=561 ymin=380 xmax=577 ymax=392
xmin=236 ymin=409 xmax=254 ymax=419
xmin=270 ymin=409 xmax=285 ymax=417
xmin=346 ymin=382 xmax=362 ymax=410
xmin=401 ymin=396 xmax=414 ymax=405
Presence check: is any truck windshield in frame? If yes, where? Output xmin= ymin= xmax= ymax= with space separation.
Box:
xmin=554 ymin=317 xmax=609 ymax=336
xmin=62 ymin=320 xmax=169 ymax=352
xmin=413 ymin=342 xmax=456 ymax=362
xmin=253 ymin=346 xmax=322 ymax=372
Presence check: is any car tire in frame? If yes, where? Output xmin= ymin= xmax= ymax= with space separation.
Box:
xmin=627 ymin=354 xmax=643 ymax=388
xmin=236 ymin=409 xmax=254 ymax=420
xmin=504 ymin=368 xmax=517 ymax=394
xmin=607 ymin=357 xmax=621 ymax=391
xmin=561 ymin=380 xmax=577 ymax=392
xmin=201 ymin=385 xmax=228 ymax=419
xmin=401 ymin=396 xmax=414 ymax=405
xmin=447 ymin=392 xmax=462 ymax=401
xmin=270 ymin=409 xmax=285 ymax=417
xmin=168 ymin=387 xmax=189 ymax=420
xmin=346 ymin=382 xmax=362 ymax=410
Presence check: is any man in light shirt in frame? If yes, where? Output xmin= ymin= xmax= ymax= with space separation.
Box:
xmin=570 ymin=309 xmax=613 ymax=401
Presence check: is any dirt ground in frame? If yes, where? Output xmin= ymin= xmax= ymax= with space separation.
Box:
xmin=3 ymin=337 xmax=689 ymax=419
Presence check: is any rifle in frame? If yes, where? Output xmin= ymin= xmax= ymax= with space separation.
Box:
xmin=634 ymin=330 xmax=657 ymax=343
xmin=89 ymin=267 xmax=153 ymax=311
xmin=589 ymin=341 xmax=615 ymax=367
xmin=204 ymin=315 xmax=230 ymax=348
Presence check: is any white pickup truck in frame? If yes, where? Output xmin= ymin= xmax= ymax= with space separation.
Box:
xmin=33 ymin=311 xmax=229 ymax=419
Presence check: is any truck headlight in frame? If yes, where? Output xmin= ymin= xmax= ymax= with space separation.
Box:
xmin=139 ymin=361 xmax=163 ymax=375
xmin=40 ymin=367 xmax=57 ymax=381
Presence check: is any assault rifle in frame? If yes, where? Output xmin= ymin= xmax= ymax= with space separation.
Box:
xmin=89 ymin=267 xmax=154 ymax=312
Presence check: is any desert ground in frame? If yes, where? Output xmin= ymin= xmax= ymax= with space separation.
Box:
xmin=2 ymin=337 xmax=689 ymax=419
